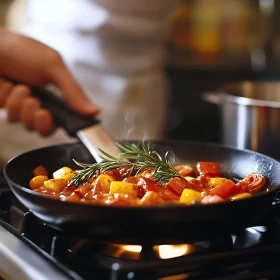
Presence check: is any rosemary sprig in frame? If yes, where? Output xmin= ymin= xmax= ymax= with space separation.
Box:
xmin=69 ymin=141 xmax=183 ymax=187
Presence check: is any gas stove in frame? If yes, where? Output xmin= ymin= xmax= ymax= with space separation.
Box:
xmin=1 ymin=170 xmax=280 ymax=280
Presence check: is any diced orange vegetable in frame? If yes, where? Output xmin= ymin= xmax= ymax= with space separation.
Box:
xmin=29 ymin=175 xmax=48 ymax=190
xmin=44 ymin=179 xmax=67 ymax=193
xmin=33 ymin=165 xmax=48 ymax=177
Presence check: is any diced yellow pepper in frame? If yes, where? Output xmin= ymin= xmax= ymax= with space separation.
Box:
xmin=180 ymin=189 xmax=202 ymax=205
xmin=29 ymin=175 xmax=48 ymax=190
xmin=109 ymin=181 xmax=137 ymax=197
xmin=208 ymin=177 xmax=228 ymax=188
xmin=230 ymin=193 xmax=252 ymax=201
xmin=53 ymin=167 xmax=75 ymax=182
xmin=44 ymin=178 xmax=67 ymax=193
xmin=33 ymin=165 xmax=48 ymax=177
xmin=95 ymin=174 xmax=114 ymax=193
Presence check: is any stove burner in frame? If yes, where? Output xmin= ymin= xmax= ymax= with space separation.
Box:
xmin=92 ymin=242 xmax=211 ymax=261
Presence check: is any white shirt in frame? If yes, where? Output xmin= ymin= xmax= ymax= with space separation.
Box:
xmin=0 ymin=0 xmax=176 ymax=163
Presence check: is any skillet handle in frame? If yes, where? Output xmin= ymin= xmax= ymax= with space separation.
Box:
xmin=30 ymin=86 xmax=100 ymax=137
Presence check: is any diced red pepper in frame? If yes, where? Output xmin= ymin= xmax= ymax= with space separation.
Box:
xmin=209 ymin=180 xmax=236 ymax=199
xmin=186 ymin=175 xmax=209 ymax=191
xmin=166 ymin=178 xmax=185 ymax=196
xmin=175 ymin=165 xmax=193 ymax=177
xmin=166 ymin=177 xmax=199 ymax=196
xmin=136 ymin=177 xmax=163 ymax=198
xmin=196 ymin=162 xmax=220 ymax=177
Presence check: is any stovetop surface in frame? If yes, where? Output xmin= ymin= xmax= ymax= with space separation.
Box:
xmin=1 ymin=170 xmax=280 ymax=280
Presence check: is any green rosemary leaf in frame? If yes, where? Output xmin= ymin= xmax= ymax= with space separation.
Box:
xmin=68 ymin=141 xmax=183 ymax=187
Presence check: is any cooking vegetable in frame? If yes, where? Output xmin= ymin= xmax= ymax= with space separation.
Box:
xmin=29 ymin=175 xmax=48 ymax=190
xmin=196 ymin=162 xmax=220 ymax=177
xmin=208 ymin=177 xmax=228 ymax=188
xmin=28 ymin=141 xmax=267 ymax=207
xmin=110 ymin=181 xmax=137 ymax=197
xmin=175 ymin=164 xmax=193 ymax=176
xmin=44 ymin=178 xmax=67 ymax=193
xmin=32 ymin=165 xmax=48 ymax=177
xmin=69 ymin=142 xmax=183 ymax=187
xmin=209 ymin=180 xmax=236 ymax=199
xmin=180 ymin=189 xmax=202 ymax=205
xmin=95 ymin=174 xmax=114 ymax=193
xmin=166 ymin=177 xmax=196 ymax=196
xmin=53 ymin=167 xmax=75 ymax=182
xmin=236 ymin=173 xmax=266 ymax=194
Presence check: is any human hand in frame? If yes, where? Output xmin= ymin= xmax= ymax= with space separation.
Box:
xmin=0 ymin=28 xmax=99 ymax=136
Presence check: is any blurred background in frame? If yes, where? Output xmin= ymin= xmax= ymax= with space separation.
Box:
xmin=1 ymin=0 xmax=280 ymax=150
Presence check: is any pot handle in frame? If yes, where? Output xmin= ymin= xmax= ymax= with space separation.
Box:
xmin=201 ymin=91 xmax=224 ymax=105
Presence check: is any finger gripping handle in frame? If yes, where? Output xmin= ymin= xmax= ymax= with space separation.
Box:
xmin=31 ymin=87 xmax=99 ymax=136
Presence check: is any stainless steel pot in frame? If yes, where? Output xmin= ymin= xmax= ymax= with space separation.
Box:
xmin=202 ymin=81 xmax=280 ymax=158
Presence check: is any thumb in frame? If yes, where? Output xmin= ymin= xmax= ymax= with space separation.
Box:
xmin=48 ymin=58 xmax=100 ymax=116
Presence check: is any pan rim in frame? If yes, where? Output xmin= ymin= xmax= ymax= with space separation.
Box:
xmin=3 ymin=140 xmax=280 ymax=210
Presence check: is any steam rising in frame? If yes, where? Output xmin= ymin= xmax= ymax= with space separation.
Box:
xmin=122 ymin=113 xmax=148 ymax=141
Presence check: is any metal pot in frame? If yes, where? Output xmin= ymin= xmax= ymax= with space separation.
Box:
xmin=202 ymin=81 xmax=280 ymax=159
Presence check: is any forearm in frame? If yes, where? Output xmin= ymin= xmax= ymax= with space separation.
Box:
xmin=0 ymin=28 xmax=11 ymax=75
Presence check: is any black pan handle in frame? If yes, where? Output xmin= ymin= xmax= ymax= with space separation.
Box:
xmin=29 ymin=86 xmax=100 ymax=137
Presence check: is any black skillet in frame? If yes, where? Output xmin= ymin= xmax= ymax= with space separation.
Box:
xmin=3 ymin=86 xmax=280 ymax=244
